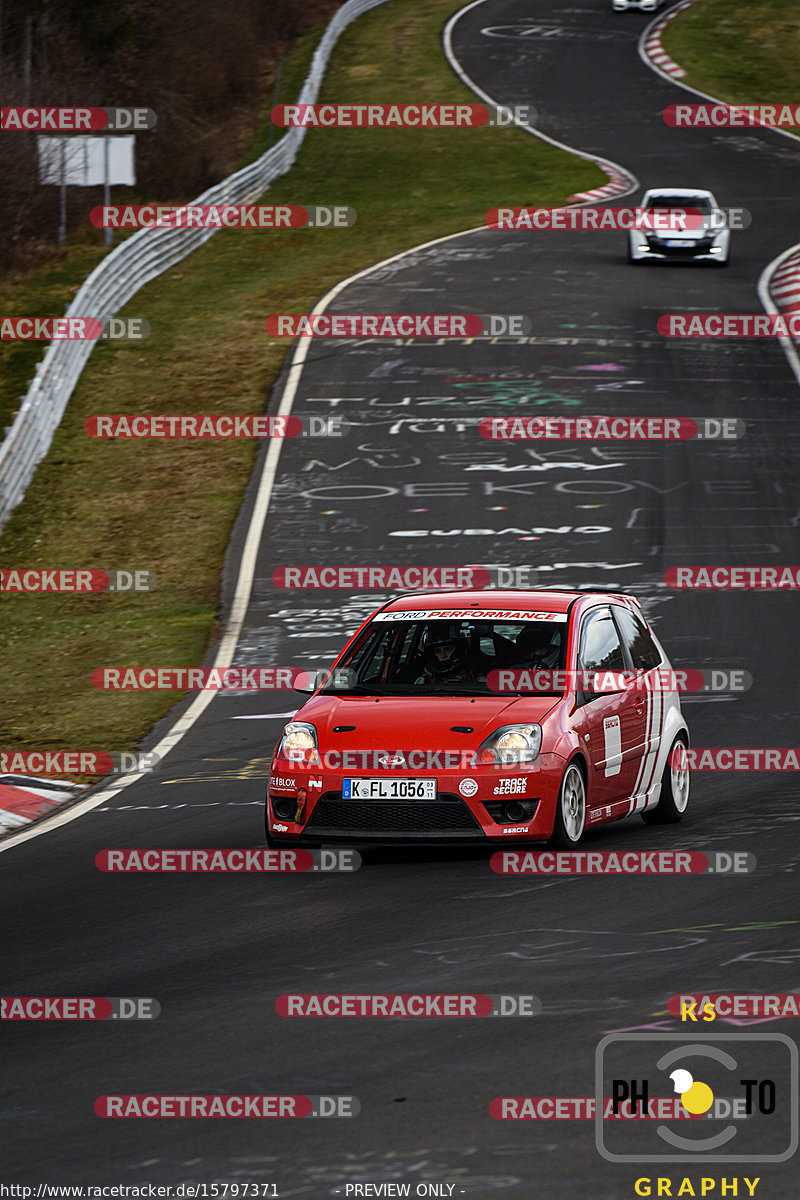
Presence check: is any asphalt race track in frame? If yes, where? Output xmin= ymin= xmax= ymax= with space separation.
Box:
xmin=3 ymin=1 xmax=800 ymax=1196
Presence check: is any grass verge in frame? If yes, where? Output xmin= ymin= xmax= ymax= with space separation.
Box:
xmin=661 ymin=0 xmax=800 ymax=136
xmin=0 ymin=0 xmax=604 ymax=774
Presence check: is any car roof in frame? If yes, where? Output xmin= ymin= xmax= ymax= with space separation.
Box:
xmin=643 ymin=186 xmax=715 ymax=198
xmin=377 ymin=589 xmax=637 ymax=615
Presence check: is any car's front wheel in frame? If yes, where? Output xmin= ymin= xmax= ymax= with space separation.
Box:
xmin=642 ymin=735 xmax=690 ymax=824
xmin=549 ymin=761 xmax=587 ymax=848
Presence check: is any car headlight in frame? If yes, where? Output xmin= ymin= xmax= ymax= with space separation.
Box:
xmin=477 ymin=723 xmax=542 ymax=765
xmin=277 ymin=721 xmax=318 ymax=763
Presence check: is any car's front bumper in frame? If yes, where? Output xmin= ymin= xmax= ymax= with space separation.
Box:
xmin=266 ymin=757 xmax=566 ymax=845
xmin=612 ymin=1 xmax=659 ymax=10
xmin=629 ymin=230 xmax=730 ymax=262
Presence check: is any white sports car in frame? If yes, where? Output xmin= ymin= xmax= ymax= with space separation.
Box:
xmin=612 ymin=0 xmax=664 ymax=10
xmin=628 ymin=187 xmax=730 ymax=265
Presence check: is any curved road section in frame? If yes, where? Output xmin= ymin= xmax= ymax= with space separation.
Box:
xmin=3 ymin=1 xmax=800 ymax=1195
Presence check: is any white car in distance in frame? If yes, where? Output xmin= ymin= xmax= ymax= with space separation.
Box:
xmin=628 ymin=187 xmax=730 ymax=266
xmin=612 ymin=0 xmax=664 ymax=11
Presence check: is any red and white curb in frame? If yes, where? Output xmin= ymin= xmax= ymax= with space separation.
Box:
xmin=639 ymin=1 xmax=800 ymax=382
xmin=0 ymin=776 xmax=83 ymax=832
xmin=568 ymin=164 xmax=638 ymax=204
xmin=641 ymin=0 xmax=701 ymax=80
xmin=769 ymin=251 xmax=800 ymax=321
xmin=763 ymin=245 xmax=800 ymax=374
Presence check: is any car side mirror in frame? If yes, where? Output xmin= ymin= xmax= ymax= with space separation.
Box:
xmin=292 ymin=667 xmax=356 ymax=694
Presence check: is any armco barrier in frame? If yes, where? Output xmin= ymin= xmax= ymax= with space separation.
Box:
xmin=0 ymin=0 xmax=392 ymax=534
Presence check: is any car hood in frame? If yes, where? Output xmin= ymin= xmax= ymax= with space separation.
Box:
xmin=293 ymin=693 xmax=560 ymax=750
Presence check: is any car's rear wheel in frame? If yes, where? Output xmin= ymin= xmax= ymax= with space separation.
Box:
xmin=642 ymin=735 xmax=690 ymax=824
xmin=549 ymin=761 xmax=586 ymax=848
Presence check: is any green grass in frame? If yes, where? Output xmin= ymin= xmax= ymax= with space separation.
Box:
xmin=662 ymin=0 xmax=800 ymax=135
xmin=0 ymin=0 xmax=604 ymax=775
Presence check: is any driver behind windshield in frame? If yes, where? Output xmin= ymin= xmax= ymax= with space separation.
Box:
xmin=417 ymin=629 xmax=479 ymax=684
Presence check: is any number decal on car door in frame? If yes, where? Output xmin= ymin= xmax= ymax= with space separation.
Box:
xmin=604 ymin=715 xmax=622 ymax=777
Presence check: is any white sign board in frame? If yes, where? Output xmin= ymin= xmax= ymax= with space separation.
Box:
xmin=37 ymin=135 xmax=135 ymax=186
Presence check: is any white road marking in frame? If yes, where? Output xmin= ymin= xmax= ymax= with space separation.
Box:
xmin=231 ymin=711 xmax=299 ymax=720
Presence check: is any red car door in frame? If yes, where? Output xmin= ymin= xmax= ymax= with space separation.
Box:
xmin=610 ymin=603 xmax=668 ymax=812
xmin=571 ymin=606 xmax=646 ymax=814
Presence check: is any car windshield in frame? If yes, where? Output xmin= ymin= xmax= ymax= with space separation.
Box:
xmin=320 ymin=615 xmax=568 ymax=697
xmin=646 ymin=194 xmax=713 ymax=211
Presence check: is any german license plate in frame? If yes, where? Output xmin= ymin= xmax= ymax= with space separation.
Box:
xmin=342 ymin=777 xmax=437 ymax=800
xmin=665 ymin=239 xmax=694 ymax=247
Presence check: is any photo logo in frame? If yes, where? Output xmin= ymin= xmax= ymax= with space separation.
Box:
xmin=596 ymin=1034 xmax=798 ymax=1162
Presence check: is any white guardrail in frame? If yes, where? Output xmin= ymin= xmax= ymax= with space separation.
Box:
xmin=0 ymin=0 xmax=392 ymax=534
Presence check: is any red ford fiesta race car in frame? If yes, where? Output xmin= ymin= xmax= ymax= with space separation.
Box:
xmin=265 ymin=589 xmax=690 ymax=849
